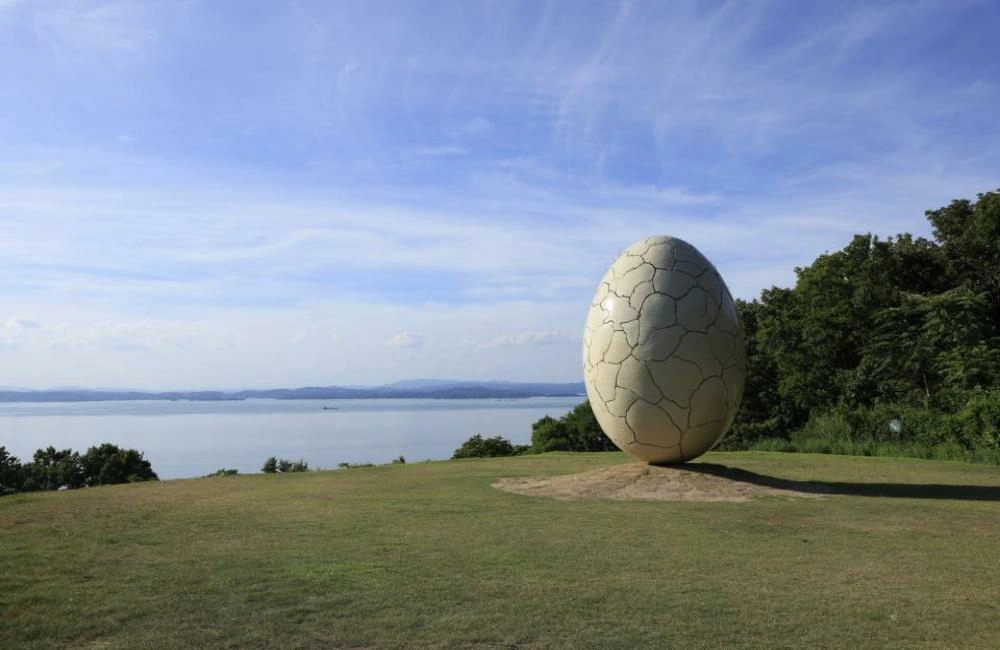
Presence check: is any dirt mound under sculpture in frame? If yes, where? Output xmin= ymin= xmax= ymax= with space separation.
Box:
xmin=493 ymin=463 xmax=825 ymax=502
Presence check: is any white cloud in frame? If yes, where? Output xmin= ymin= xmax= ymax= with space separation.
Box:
xmin=387 ymin=331 xmax=424 ymax=350
xmin=482 ymin=330 xmax=567 ymax=348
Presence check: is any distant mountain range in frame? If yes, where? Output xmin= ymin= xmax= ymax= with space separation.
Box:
xmin=0 ymin=380 xmax=586 ymax=403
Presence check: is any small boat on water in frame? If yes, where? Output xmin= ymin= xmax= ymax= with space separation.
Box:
xmin=322 ymin=406 xmax=338 ymax=411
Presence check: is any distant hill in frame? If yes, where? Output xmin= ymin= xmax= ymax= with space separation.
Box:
xmin=0 ymin=380 xmax=586 ymax=403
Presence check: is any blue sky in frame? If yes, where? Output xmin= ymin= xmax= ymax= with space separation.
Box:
xmin=1 ymin=0 xmax=999 ymax=389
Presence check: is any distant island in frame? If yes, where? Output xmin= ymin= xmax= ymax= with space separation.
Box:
xmin=0 ymin=380 xmax=586 ymax=403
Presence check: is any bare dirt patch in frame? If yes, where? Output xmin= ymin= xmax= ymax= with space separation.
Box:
xmin=493 ymin=462 xmax=828 ymax=502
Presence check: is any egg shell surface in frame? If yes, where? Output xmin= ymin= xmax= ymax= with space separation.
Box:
xmin=583 ymin=236 xmax=746 ymax=463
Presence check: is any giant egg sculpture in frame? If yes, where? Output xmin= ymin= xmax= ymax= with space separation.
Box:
xmin=583 ymin=236 xmax=746 ymax=464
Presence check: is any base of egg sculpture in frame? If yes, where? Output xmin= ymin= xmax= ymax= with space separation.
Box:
xmin=583 ymin=236 xmax=746 ymax=464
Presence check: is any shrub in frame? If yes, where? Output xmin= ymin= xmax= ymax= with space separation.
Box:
xmin=531 ymin=402 xmax=614 ymax=452
xmin=262 ymin=457 xmax=278 ymax=474
xmin=748 ymin=396 xmax=1000 ymax=465
xmin=452 ymin=434 xmax=520 ymax=459
xmin=206 ymin=469 xmax=239 ymax=477
xmin=954 ymin=388 xmax=1000 ymax=462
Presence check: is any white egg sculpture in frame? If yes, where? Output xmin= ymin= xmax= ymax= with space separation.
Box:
xmin=583 ymin=236 xmax=746 ymax=464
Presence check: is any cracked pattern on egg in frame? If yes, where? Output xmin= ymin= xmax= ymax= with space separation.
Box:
xmin=583 ymin=236 xmax=747 ymax=464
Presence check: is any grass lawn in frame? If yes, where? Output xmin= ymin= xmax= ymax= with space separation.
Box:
xmin=3 ymin=451 xmax=1000 ymax=649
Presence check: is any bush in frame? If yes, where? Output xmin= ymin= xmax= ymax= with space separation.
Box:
xmin=262 ymin=457 xmax=278 ymax=473
xmin=954 ymin=388 xmax=1000 ymax=462
xmin=206 ymin=469 xmax=239 ymax=477
xmin=391 ymin=455 xmax=406 ymax=464
xmin=531 ymin=401 xmax=614 ymax=452
xmin=747 ymin=394 xmax=1000 ymax=464
xmin=452 ymin=434 xmax=523 ymax=459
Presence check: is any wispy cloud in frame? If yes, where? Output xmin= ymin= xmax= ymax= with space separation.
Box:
xmin=0 ymin=0 xmax=997 ymax=388
xmin=482 ymin=331 xmax=568 ymax=349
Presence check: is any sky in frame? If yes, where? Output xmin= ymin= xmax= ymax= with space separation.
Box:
xmin=1 ymin=0 xmax=999 ymax=390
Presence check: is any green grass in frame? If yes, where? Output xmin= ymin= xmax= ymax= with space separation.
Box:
xmin=3 ymin=451 xmax=1000 ymax=649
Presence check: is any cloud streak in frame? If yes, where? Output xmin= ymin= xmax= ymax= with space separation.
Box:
xmin=0 ymin=0 xmax=997 ymax=387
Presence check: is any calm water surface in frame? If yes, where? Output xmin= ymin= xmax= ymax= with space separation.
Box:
xmin=0 ymin=397 xmax=582 ymax=479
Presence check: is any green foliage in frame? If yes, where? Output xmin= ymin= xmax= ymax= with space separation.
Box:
xmin=0 ymin=443 xmax=157 ymax=495
xmin=81 ymin=443 xmax=158 ymax=485
xmin=720 ymin=299 xmax=786 ymax=447
xmin=729 ymin=190 xmax=1000 ymax=464
xmin=392 ymin=455 xmax=406 ymax=464
xmin=270 ymin=458 xmax=309 ymax=473
xmin=0 ymin=447 xmax=24 ymax=494
xmin=452 ymin=434 xmax=523 ymax=459
xmin=530 ymin=401 xmax=613 ymax=452
xmin=20 ymin=447 xmax=86 ymax=492
xmin=206 ymin=469 xmax=239 ymax=477
xmin=927 ymin=192 xmax=1000 ymax=319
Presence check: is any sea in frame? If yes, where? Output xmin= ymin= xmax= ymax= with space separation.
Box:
xmin=0 ymin=396 xmax=583 ymax=479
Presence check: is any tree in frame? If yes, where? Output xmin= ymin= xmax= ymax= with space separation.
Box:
xmin=21 ymin=447 xmax=86 ymax=491
xmin=720 ymin=299 xmax=785 ymax=447
xmin=926 ymin=190 xmax=1000 ymax=319
xmin=0 ymin=447 xmax=23 ymax=494
xmin=81 ymin=443 xmax=158 ymax=485
xmin=530 ymin=402 xmax=613 ymax=452
xmin=264 ymin=457 xmax=309 ymax=473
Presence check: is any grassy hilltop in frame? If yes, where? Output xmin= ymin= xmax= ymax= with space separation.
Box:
xmin=3 ymin=452 xmax=1000 ymax=649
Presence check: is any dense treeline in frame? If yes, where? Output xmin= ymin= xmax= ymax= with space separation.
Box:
xmin=722 ymin=190 xmax=1000 ymax=462
xmin=0 ymin=443 xmax=158 ymax=494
